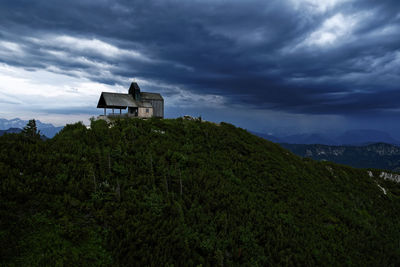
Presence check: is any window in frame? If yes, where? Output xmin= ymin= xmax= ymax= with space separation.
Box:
xmin=146 ymin=108 xmax=149 ymax=113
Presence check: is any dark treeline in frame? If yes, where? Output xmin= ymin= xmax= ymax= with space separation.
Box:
xmin=1 ymin=118 xmax=400 ymax=266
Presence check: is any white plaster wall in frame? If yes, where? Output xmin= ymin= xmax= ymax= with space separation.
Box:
xmin=138 ymin=107 xmax=153 ymax=118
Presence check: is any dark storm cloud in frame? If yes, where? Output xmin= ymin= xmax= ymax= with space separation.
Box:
xmin=0 ymin=0 xmax=399 ymax=115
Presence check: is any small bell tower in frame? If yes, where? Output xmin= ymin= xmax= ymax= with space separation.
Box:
xmin=129 ymin=82 xmax=141 ymax=101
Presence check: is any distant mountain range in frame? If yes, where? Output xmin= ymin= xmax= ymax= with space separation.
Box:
xmin=0 ymin=128 xmax=22 ymax=136
xmin=0 ymin=118 xmax=63 ymax=138
xmin=252 ymin=129 xmax=400 ymax=146
xmin=252 ymin=129 xmax=400 ymax=171
xmin=281 ymin=142 xmax=400 ymax=172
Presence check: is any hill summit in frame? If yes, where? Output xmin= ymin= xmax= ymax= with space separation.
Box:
xmin=1 ymin=118 xmax=400 ymax=265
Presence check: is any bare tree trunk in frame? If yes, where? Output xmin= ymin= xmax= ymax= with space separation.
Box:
xmin=164 ymin=174 xmax=169 ymax=194
xmin=150 ymin=154 xmax=155 ymax=186
xmin=168 ymin=169 xmax=173 ymax=199
xmin=179 ymin=169 xmax=183 ymax=196
xmin=108 ymin=153 xmax=111 ymax=175
xmin=90 ymin=165 xmax=97 ymax=193
xmin=93 ymin=173 xmax=97 ymax=193
xmin=116 ymin=179 xmax=121 ymax=201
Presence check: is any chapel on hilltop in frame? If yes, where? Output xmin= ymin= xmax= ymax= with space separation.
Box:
xmin=97 ymin=82 xmax=164 ymax=118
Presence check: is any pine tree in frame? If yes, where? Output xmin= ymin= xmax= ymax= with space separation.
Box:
xmin=22 ymin=119 xmax=40 ymax=138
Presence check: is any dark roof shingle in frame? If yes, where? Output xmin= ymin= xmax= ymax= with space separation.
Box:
xmin=97 ymin=92 xmax=154 ymax=109
xmin=141 ymin=92 xmax=163 ymax=100
xmin=97 ymin=93 xmax=138 ymax=108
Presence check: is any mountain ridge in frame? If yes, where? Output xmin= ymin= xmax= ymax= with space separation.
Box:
xmin=0 ymin=128 xmax=22 ymax=136
xmin=282 ymin=142 xmax=400 ymax=172
xmin=252 ymin=129 xmax=400 ymax=145
xmin=0 ymin=118 xmax=63 ymax=138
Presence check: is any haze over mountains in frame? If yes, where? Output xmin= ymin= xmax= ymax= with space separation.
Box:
xmin=0 ymin=118 xmax=63 ymax=138
xmin=282 ymin=143 xmax=400 ymax=172
xmin=252 ymin=129 xmax=400 ymax=170
xmin=253 ymin=129 xmax=400 ymax=146
xmin=0 ymin=128 xmax=22 ymax=136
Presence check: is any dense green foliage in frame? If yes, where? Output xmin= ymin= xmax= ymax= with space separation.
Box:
xmin=282 ymin=143 xmax=400 ymax=172
xmin=1 ymin=118 xmax=400 ymax=266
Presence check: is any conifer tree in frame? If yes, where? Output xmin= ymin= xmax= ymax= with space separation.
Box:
xmin=22 ymin=119 xmax=40 ymax=138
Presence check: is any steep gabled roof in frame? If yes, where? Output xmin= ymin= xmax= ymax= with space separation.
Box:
xmin=97 ymin=93 xmax=138 ymax=109
xmin=141 ymin=92 xmax=163 ymax=100
xmin=97 ymin=92 xmax=153 ymax=109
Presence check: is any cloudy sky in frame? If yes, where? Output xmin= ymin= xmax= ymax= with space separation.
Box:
xmin=0 ymin=0 xmax=399 ymax=136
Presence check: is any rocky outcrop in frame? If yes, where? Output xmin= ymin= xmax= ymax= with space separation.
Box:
xmin=379 ymin=172 xmax=400 ymax=183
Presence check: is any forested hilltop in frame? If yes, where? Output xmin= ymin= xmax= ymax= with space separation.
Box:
xmin=1 ymin=118 xmax=400 ymax=266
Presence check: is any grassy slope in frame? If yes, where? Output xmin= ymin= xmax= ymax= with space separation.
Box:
xmin=1 ymin=118 xmax=400 ymax=266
